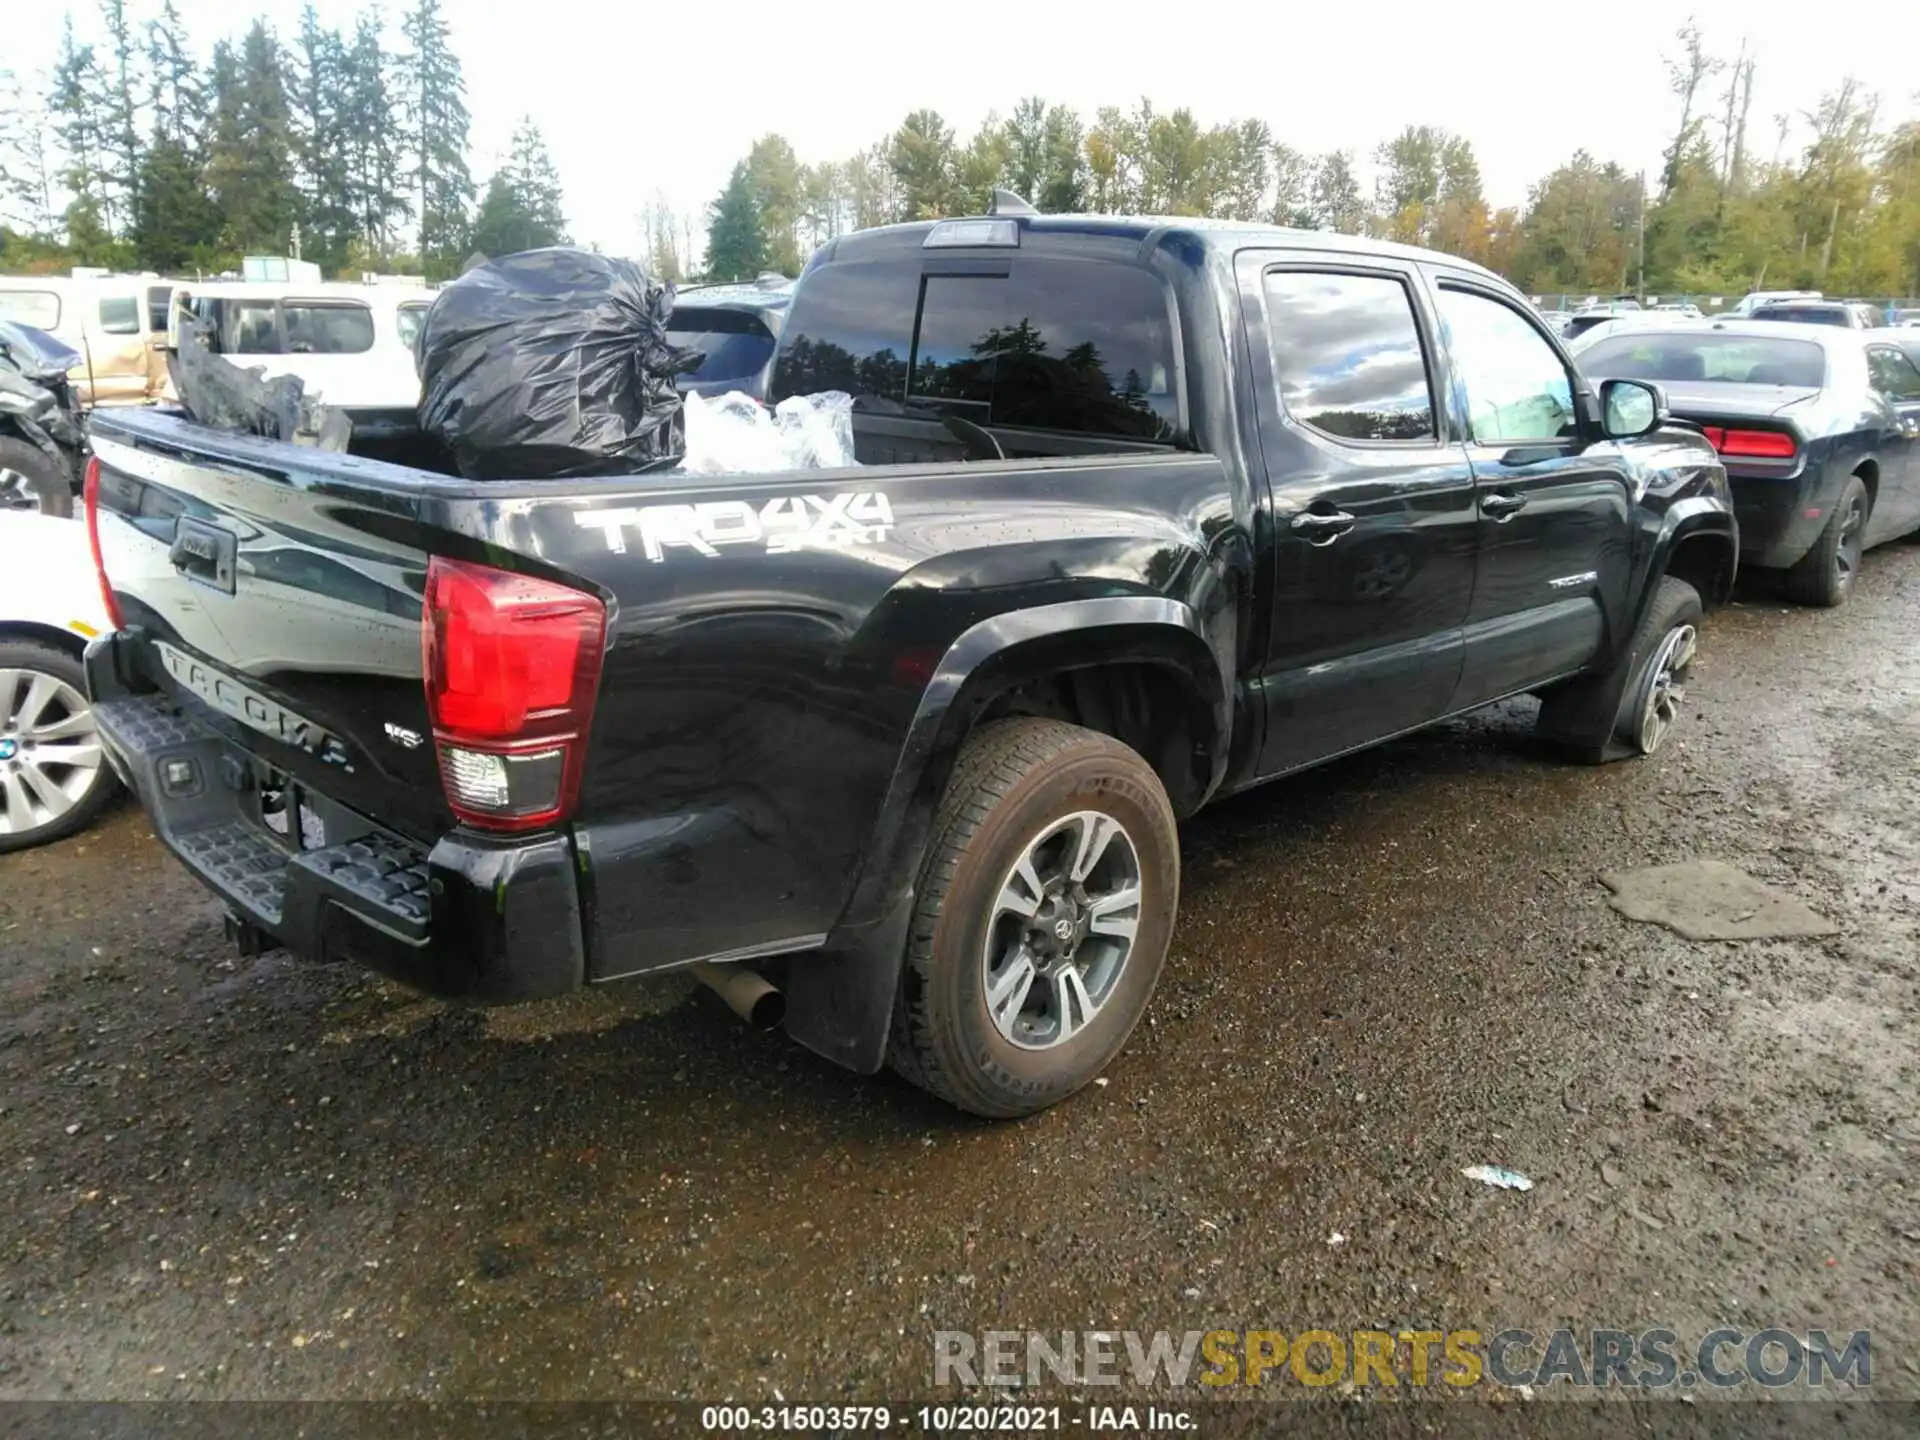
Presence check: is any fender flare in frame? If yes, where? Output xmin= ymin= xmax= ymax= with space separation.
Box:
xmin=783 ymin=596 xmax=1228 ymax=1074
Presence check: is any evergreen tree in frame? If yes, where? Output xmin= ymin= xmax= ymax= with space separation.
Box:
xmin=133 ymin=0 xmax=217 ymax=270
xmin=292 ymin=4 xmax=355 ymax=271
xmin=400 ymin=0 xmax=472 ymax=278
xmin=204 ymin=25 xmax=298 ymax=256
xmin=343 ymin=10 xmax=410 ymax=260
xmin=468 ymin=118 xmax=567 ymax=257
xmin=98 ymin=0 xmax=143 ymax=234
xmin=705 ymin=162 xmax=767 ymax=281
xmin=1 ymin=70 xmax=59 ymax=237
xmin=145 ymin=0 xmax=203 ymax=145
xmin=49 ymin=17 xmax=113 ymax=240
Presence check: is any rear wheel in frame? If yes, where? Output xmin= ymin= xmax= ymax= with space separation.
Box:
xmin=888 ymin=718 xmax=1179 ymax=1118
xmin=1783 ymin=475 xmax=1869 ymax=607
xmin=0 ymin=641 xmax=116 ymax=853
xmin=0 ymin=437 xmax=74 ymax=518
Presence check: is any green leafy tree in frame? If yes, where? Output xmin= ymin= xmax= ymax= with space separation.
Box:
xmin=1309 ymin=150 xmax=1368 ymax=234
xmin=704 ymin=161 xmax=767 ymax=280
xmin=887 ymin=109 xmax=957 ymax=219
xmin=745 ymin=133 xmax=804 ymax=273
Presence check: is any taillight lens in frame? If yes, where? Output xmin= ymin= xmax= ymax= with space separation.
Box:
xmin=83 ymin=456 xmax=124 ymax=630
xmin=1700 ymin=426 xmax=1796 ymax=459
xmin=421 ymin=557 xmax=606 ymax=832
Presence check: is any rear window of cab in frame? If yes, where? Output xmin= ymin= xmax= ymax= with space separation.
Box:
xmin=772 ymin=258 xmax=1179 ymax=442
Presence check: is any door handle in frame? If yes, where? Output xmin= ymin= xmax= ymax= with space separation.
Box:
xmin=1481 ymin=492 xmax=1529 ymax=520
xmin=1291 ymin=509 xmax=1357 ymax=542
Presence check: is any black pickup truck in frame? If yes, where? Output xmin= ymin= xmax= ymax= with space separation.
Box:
xmin=82 ymin=213 xmax=1737 ymax=1117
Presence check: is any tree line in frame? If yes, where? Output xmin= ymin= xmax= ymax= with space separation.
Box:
xmin=689 ymin=26 xmax=1918 ymax=301
xmin=0 ymin=0 xmax=569 ymax=281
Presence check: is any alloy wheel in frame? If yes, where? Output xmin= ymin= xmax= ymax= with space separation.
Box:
xmin=0 ymin=668 xmax=104 ymax=839
xmin=981 ymin=809 xmax=1144 ymax=1050
xmin=1635 ymin=623 xmax=1697 ymax=755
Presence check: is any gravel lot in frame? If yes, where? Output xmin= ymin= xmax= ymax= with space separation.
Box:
xmin=2 ymin=549 xmax=1916 ymax=1427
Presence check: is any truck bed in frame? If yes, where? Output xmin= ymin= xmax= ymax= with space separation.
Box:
xmin=82 ymin=404 xmax=1233 ymax=1006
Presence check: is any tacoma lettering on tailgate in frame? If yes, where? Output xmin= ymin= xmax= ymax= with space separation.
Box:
xmin=573 ymin=491 xmax=895 ymax=561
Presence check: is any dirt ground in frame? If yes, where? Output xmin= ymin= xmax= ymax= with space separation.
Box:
xmin=2 ymin=548 xmax=1916 ymax=1431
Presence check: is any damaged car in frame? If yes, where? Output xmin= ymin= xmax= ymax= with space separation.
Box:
xmin=0 ymin=319 xmax=88 ymax=517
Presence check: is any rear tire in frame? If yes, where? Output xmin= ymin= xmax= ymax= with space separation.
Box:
xmin=1783 ymin=475 xmax=1868 ymax=607
xmin=0 ymin=437 xmax=74 ymax=518
xmin=888 ymin=718 xmax=1179 ymax=1118
xmin=0 ymin=640 xmax=117 ymax=853
xmin=1537 ymin=575 xmax=1703 ymax=765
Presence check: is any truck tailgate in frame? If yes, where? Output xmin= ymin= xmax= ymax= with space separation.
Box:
xmin=87 ymin=416 xmax=451 ymax=843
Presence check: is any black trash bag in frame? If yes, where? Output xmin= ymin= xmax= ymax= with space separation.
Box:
xmin=416 ymin=248 xmax=697 ymax=480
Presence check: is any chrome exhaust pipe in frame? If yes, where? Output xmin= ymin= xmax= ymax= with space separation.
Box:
xmin=691 ymin=962 xmax=785 ymax=1030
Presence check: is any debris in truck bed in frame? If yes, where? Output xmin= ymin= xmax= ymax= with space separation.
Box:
xmin=681 ymin=389 xmax=857 ymax=474
xmin=166 ymin=320 xmax=351 ymax=451
xmin=415 ymin=247 xmax=699 ymax=480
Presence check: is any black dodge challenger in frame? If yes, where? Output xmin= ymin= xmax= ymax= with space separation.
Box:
xmin=1576 ymin=320 xmax=1920 ymax=605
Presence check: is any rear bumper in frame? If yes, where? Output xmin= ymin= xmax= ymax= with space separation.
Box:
xmin=88 ymin=645 xmax=586 ymax=1003
xmin=1728 ymin=469 xmax=1827 ymax=569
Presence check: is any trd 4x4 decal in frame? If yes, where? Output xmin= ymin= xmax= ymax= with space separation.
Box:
xmin=573 ymin=491 xmax=895 ymax=561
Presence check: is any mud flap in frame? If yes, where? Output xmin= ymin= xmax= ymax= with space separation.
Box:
xmin=783 ymin=889 xmax=915 ymax=1075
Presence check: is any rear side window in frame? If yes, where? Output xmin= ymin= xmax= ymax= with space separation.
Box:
xmin=231 ymin=301 xmax=282 ymax=353
xmin=1262 ymin=270 xmax=1436 ymax=442
xmin=772 ymin=258 xmax=1178 ymax=441
xmin=0 ymin=290 xmax=61 ymax=328
xmin=396 ymin=302 xmax=430 ymax=351
xmin=1868 ymin=346 xmax=1920 ymax=401
xmin=98 ymin=296 xmax=142 ymax=335
xmin=147 ymin=285 xmax=172 ymax=334
xmin=283 ymin=303 xmax=374 ymax=354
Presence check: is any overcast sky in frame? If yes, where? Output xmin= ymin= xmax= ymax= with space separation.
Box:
xmin=11 ymin=0 xmax=1915 ymax=258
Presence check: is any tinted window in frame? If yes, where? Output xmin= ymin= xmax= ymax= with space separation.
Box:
xmin=0 ymin=290 xmax=61 ymax=328
xmin=1262 ymin=270 xmax=1435 ymax=441
xmin=146 ymin=285 xmax=172 ymax=333
xmin=98 ymin=296 xmax=142 ymax=335
xmin=283 ymin=303 xmax=374 ymax=354
xmin=1580 ymin=333 xmax=1826 ymax=388
xmin=771 ymin=262 xmax=918 ymax=402
xmin=907 ymin=267 xmax=1176 ymax=439
xmin=1868 ymin=347 xmax=1920 ymax=401
xmin=771 ymin=259 xmax=1178 ymax=441
xmin=667 ymin=308 xmax=778 ymax=386
xmin=230 ymin=301 xmax=281 ymax=353
xmin=1751 ymin=306 xmax=1851 ymax=327
xmin=1437 ymin=288 xmax=1577 ymax=443
xmin=395 ymin=303 xmax=429 ymax=351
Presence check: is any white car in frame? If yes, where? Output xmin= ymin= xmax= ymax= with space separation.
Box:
xmin=0 ymin=511 xmax=116 ymax=850
xmin=166 ymin=280 xmax=435 ymax=413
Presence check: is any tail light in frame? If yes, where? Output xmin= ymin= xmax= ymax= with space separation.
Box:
xmin=1699 ymin=426 xmax=1796 ymax=459
xmin=421 ymin=557 xmax=606 ymax=832
xmin=83 ymin=456 xmax=124 ymax=630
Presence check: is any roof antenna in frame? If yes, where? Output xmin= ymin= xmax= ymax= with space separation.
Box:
xmin=988 ymin=189 xmax=1038 ymax=217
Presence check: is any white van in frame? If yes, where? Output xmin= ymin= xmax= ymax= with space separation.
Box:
xmin=167 ymin=280 xmax=435 ymax=414
xmin=0 ymin=270 xmax=174 ymax=405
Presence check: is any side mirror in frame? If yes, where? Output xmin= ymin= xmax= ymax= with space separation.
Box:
xmin=1601 ymin=378 xmax=1665 ymax=439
